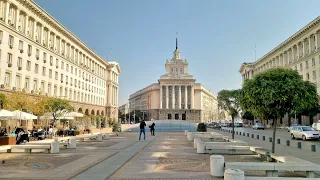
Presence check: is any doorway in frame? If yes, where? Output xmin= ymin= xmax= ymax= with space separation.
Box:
xmin=182 ymin=113 xmax=186 ymax=120
xmin=168 ymin=114 xmax=172 ymax=120
xmin=175 ymin=114 xmax=179 ymax=120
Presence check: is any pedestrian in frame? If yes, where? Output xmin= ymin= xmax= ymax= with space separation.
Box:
xmin=150 ymin=122 xmax=155 ymax=136
xmin=139 ymin=120 xmax=146 ymax=140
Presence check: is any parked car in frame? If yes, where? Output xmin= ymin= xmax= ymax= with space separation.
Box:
xmin=207 ymin=122 xmax=221 ymax=129
xmin=252 ymin=123 xmax=265 ymax=130
xmin=290 ymin=126 xmax=319 ymax=140
xmin=286 ymin=124 xmax=301 ymax=132
xmin=311 ymin=122 xmax=320 ymax=131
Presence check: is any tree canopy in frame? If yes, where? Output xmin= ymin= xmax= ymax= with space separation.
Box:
xmin=240 ymin=68 xmax=319 ymax=153
xmin=242 ymin=111 xmax=254 ymax=121
xmin=45 ymin=97 xmax=72 ymax=124
xmin=0 ymin=93 xmax=7 ymax=109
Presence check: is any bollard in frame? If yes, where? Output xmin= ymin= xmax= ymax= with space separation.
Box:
xmin=297 ymin=142 xmax=302 ymax=149
xmin=262 ymin=136 xmax=265 ymax=141
xmin=68 ymin=138 xmax=77 ymax=149
xmin=269 ymin=137 xmax=272 ymax=142
xmin=194 ymin=138 xmax=201 ymax=148
xmin=210 ymin=155 xmax=224 ymax=177
xmin=224 ymin=169 xmax=244 ymax=180
xmin=286 ymin=140 xmax=290 ymax=146
xmin=184 ymin=130 xmax=188 ymax=136
xmin=50 ymin=142 xmax=60 ymax=154
xmin=197 ymin=141 xmax=206 ymax=154
xmin=251 ymin=134 xmax=254 ymax=138
xmin=103 ymin=133 xmax=110 ymax=140
xmin=257 ymin=135 xmax=259 ymax=139
xmin=277 ymin=139 xmax=280 ymax=144
xmin=97 ymin=134 xmax=103 ymax=142
xmin=311 ymin=144 xmax=316 ymax=152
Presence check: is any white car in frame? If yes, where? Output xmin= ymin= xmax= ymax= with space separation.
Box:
xmin=290 ymin=126 xmax=319 ymax=140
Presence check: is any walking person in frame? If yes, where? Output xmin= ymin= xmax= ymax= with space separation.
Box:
xmin=150 ymin=122 xmax=155 ymax=136
xmin=139 ymin=120 xmax=146 ymax=140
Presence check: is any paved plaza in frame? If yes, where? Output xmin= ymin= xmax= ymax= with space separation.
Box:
xmin=0 ymin=131 xmax=319 ymax=180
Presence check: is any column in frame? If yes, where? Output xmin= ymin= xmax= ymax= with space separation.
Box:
xmin=53 ymin=34 xmax=56 ymax=51
xmin=15 ymin=8 xmax=19 ymax=30
xmin=4 ymin=1 xmax=9 ymax=24
xmin=308 ymin=36 xmax=312 ymax=53
xmin=184 ymin=86 xmax=187 ymax=109
xmin=191 ymin=86 xmax=194 ymax=109
xmin=172 ymin=86 xmax=175 ymax=109
xmin=33 ymin=21 xmax=37 ymax=40
xmin=166 ymin=85 xmax=169 ymax=109
xmin=317 ymin=32 xmax=320 ymax=50
xmin=108 ymin=85 xmax=112 ymax=105
xmin=160 ymin=85 xmax=162 ymax=109
xmin=315 ymin=33 xmax=318 ymax=50
xmin=25 ymin=15 xmax=28 ymax=34
xmin=296 ymin=43 xmax=299 ymax=59
xmin=178 ymin=85 xmax=181 ymax=109
xmin=47 ymin=30 xmax=50 ymax=47
xmin=303 ymin=39 xmax=306 ymax=56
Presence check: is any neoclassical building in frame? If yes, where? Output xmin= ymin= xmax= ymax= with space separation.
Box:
xmin=129 ymin=39 xmax=219 ymax=122
xmin=239 ymin=16 xmax=320 ymax=125
xmin=0 ymin=0 xmax=120 ymax=120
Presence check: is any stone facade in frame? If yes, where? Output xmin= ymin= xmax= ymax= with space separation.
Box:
xmin=129 ymin=39 xmax=219 ymax=122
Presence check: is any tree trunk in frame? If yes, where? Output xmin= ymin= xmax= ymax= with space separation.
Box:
xmin=272 ymin=118 xmax=277 ymax=153
xmin=309 ymin=115 xmax=313 ymax=126
xmin=232 ymin=116 xmax=235 ymax=139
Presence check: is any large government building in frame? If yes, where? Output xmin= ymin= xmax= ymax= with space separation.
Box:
xmin=128 ymin=39 xmax=219 ymax=122
xmin=239 ymin=16 xmax=320 ymax=125
xmin=0 ymin=0 xmax=120 ymax=120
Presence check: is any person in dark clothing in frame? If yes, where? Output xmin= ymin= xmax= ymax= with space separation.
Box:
xmin=150 ymin=122 xmax=155 ymax=136
xmin=139 ymin=120 xmax=146 ymax=140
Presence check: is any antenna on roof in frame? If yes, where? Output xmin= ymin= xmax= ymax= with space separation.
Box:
xmin=176 ymin=32 xmax=178 ymax=50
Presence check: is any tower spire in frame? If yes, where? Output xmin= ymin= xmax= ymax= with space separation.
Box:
xmin=176 ymin=32 xmax=178 ymax=50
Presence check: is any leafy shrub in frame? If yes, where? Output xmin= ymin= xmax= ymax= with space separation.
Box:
xmin=197 ymin=123 xmax=207 ymax=132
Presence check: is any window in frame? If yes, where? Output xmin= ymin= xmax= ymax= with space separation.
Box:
xmin=306 ymin=73 xmax=310 ymax=80
xmin=54 ymin=86 xmax=57 ymax=96
xmin=66 ymin=75 xmax=68 ymax=83
xmin=48 ymin=84 xmax=51 ymax=94
xmin=306 ymin=60 xmax=309 ymax=68
xmin=60 ymin=74 xmax=63 ymax=82
xmin=18 ymin=40 xmax=23 ymax=51
xmin=313 ymin=70 xmax=316 ymax=79
xmin=180 ymin=68 xmax=183 ymax=73
xmin=26 ymin=61 xmax=31 ymax=71
xmin=71 ymin=66 xmax=73 ymax=74
xmin=33 ymin=79 xmax=38 ymax=91
xmin=0 ymin=30 xmax=3 ymax=43
xmin=43 ymin=52 xmax=47 ymax=62
xmin=312 ymin=58 xmax=315 ymax=66
xmin=171 ymin=68 xmax=173 ymax=72
xmin=300 ymin=63 xmax=303 ymax=70
xmin=56 ymin=59 xmax=59 ymax=68
xmin=42 ymin=66 xmax=46 ymax=76
xmin=35 ymin=64 xmax=39 ymax=73
xmin=7 ymin=53 xmax=12 ymax=64
xmin=17 ymin=57 xmax=22 ymax=68
xmin=8 ymin=35 xmax=13 ymax=46
xmin=40 ymin=82 xmax=44 ymax=92
xmin=15 ymin=75 xmax=21 ymax=88
xmin=36 ymin=49 xmax=39 ymax=59
xmin=24 ymin=77 xmax=29 ymax=90
xmin=49 ymin=69 xmax=52 ymax=78
xmin=294 ymin=65 xmax=297 ymax=71
xmin=61 ymin=61 xmax=64 ymax=70
xmin=28 ymin=44 xmax=32 ymax=56
xmin=55 ymin=71 xmax=58 ymax=80
xmin=0 ymin=49 xmax=2 ymax=62
xmin=176 ymin=68 xmax=178 ymax=72
xmin=66 ymin=64 xmax=69 ymax=72
xmin=75 ymin=68 xmax=77 ymax=76
xmin=4 ymin=72 xmax=10 ymax=86
xmin=50 ymin=56 xmax=53 ymax=66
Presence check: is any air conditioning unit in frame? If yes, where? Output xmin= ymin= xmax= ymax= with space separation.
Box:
xmin=0 ymin=17 xmax=3 ymax=20
xmin=20 ymin=49 xmax=23 ymax=53
xmin=0 ymin=84 xmax=4 ymax=88
xmin=8 ymin=63 xmax=12 ymax=67
xmin=56 ymin=65 xmax=59 ymax=68
xmin=12 ymin=87 xmax=16 ymax=90
xmin=11 ymin=23 xmax=14 ymax=27
xmin=44 ymin=60 xmax=46 ymax=63
xmin=18 ymin=67 xmax=22 ymax=70
xmin=9 ymin=44 xmax=13 ymax=49
xmin=61 ymin=80 xmax=63 ymax=83
xmin=36 ymin=56 xmax=39 ymax=60
xmin=50 ymin=63 xmax=53 ymax=66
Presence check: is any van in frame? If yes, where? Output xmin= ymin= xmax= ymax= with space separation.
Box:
xmin=312 ymin=122 xmax=320 ymax=131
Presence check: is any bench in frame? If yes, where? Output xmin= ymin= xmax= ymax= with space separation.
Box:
xmin=7 ymin=142 xmax=59 ymax=154
xmin=187 ymin=132 xmax=224 ymax=141
xmin=197 ymin=140 xmax=251 ymax=154
xmin=75 ymin=133 xmax=102 ymax=142
xmin=225 ymin=162 xmax=278 ymax=177
xmin=0 ymin=145 xmax=11 ymax=151
xmin=245 ymin=177 xmax=320 ymax=180
xmin=27 ymin=138 xmax=76 ymax=149
xmin=94 ymin=132 xmax=110 ymax=140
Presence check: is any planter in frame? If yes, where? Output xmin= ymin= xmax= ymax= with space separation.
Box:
xmin=0 ymin=136 xmax=16 ymax=145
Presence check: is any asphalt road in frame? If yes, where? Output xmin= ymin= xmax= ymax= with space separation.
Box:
xmin=217 ymin=127 xmax=320 ymax=150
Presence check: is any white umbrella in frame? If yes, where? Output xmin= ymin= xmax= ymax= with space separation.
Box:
xmin=12 ymin=110 xmax=37 ymax=120
xmin=63 ymin=111 xmax=84 ymax=118
xmin=0 ymin=109 xmax=14 ymax=118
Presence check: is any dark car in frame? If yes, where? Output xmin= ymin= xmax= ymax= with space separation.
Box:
xmin=207 ymin=122 xmax=221 ymax=129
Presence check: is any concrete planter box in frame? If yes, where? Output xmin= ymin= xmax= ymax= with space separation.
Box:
xmin=0 ymin=136 xmax=16 ymax=145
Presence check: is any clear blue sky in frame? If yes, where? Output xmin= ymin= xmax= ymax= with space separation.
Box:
xmin=35 ymin=0 xmax=320 ymax=105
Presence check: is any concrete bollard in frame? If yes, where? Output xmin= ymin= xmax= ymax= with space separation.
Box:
xmin=68 ymin=138 xmax=77 ymax=149
xmin=262 ymin=136 xmax=265 ymax=141
xmin=194 ymin=138 xmax=201 ymax=148
xmin=97 ymin=134 xmax=103 ymax=142
xmin=311 ymin=144 xmax=316 ymax=152
xmin=103 ymin=133 xmax=110 ymax=140
xmin=50 ymin=142 xmax=60 ymax=154
xmin=277 ymin=139 xmax=280 ymax=144
xmin=184 ymin=130 xmax=188 ymax=135
xmin=210 ymin=155 xmax=224 ymax=177
xmin=224 ymin=169 xmax=244 ymax=180
xmin=269 ymin=137 xmax=272 ymax=142
xmin=286 ymin=140 xmax=290 ymax=146
xmin=197 ymin=141 xmax=206 ymax=154
xmin=297 ymin=142 xmax=302 ymax=149
xmin=257 ymin=135 xmax=259 ymax=139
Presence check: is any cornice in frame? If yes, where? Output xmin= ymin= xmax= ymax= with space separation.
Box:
xmin=17 ymin=0 xmax=110 ymax=66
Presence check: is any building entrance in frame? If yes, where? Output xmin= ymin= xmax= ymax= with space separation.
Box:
xmin=182 ymin=113 xmax=186 ymax=120
xmin=175 ymin=114 xmax=179 ymax=120
xmin=168 ymin=114 xmax=172 ymax=119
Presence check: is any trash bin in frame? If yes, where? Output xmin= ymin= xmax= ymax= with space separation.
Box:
xmin=210 ymin=155 xmax=224 ymax=177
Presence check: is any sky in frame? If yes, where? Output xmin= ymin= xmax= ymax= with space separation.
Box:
xmin=35 ymin=0 xmax=320 ymax=105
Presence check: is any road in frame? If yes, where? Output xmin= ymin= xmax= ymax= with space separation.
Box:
xmin=216 ymin=127 xmax=320 ymax=150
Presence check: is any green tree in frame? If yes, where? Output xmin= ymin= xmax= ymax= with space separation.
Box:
xmin=30 ymin=95 xmax=50 ymax=123
xmin=0 ymin=93 xmax=7 ymax=109
xmin=242 ymin=111 xmax=254 ymax=121
xmin=240 ymin=68 xmax=318 ymax=153
xmin=217 ymin=89 xmax=241 ymax=139
xmin=45 ymin=98 xmax=72 ymax=126
xmin=7 ymin=91 xmax=31 ymax=111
